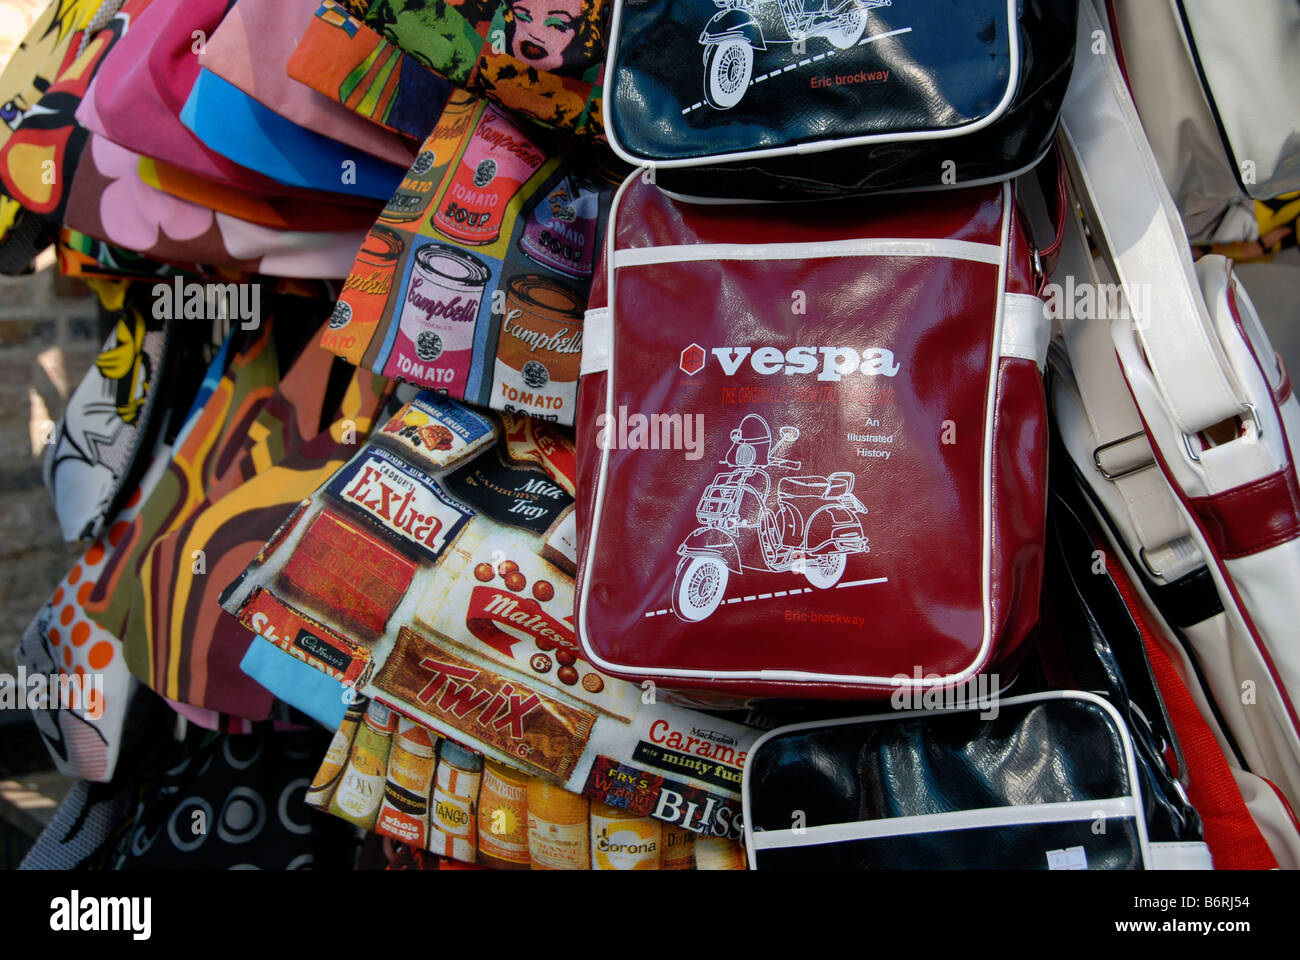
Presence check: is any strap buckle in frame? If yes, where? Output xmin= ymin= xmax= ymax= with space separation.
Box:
xmin=1181 ymin=402 xmax=1263 ymax=464
xmin=1093 ymin=431 xmax=1155 ymax=481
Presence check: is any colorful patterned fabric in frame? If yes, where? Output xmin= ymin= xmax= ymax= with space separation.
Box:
xmin=364 ymin=0 xmax=608 ymax=138
xmin=137 ymin=156 xmax=381 ymax=233
xmin=0 ymin=0 xmax=142 ymax=227
xmin=179 ymin=67 xmax=405 ymax=202
xmin=289 ymin=0 xmax=606 ymax=141
xmin=83 ymin=313 xmax=394 ymax=719
xmin=0 ymin=0 xmax=121 ymax=249
xmin=86 ymin=0 xmax=338 ymax=200
xmin=287 ymin=1 xmax=456 ymax=141
xmin=59 ymin=228 xmax=191 ymax=281
xmin=16 ymin=330 xmax=236 ymax=782
xmin=81 ymin=323 xmax=286 ymax=711
xmin=112 ymin=726 xmax=356 ymax=869
xmin=67 ymin=88 xmax=370 ymax=278
xmin=198 ymin=0 xmax=418 ymax=168
xmin=44 ymin=286 xmax=174 ymax=542
xmin=322 ymin=91 xmax=616 ymax=425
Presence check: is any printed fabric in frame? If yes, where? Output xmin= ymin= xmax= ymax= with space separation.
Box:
xmin=219 ymin=391 xmax=760 ymax=843
xmin=44 ymin=284 xmax=174 ymax=542
xmin=322 ymin=91 xmax=617 ymax=426
xmin=197 ymin=0 xmax=419 ymax=168
xmin=85 ymin=0 xmax=349 ymax=200
xmin=0 ymin=0 xmax=144 ymax=228
xmin=289 ymin=0 xmax=606 ymax=140
xmin=286 ymin=0 xmax=454 ymax=141
xmin=78 ymin=312 xmax=380 ymax=719
xmin=16 ymin=331 xmax=237 ymax=782
xmin=306 ymin=695 xmax=747 ymax=869
xmin=112 ymin=726 xmax=357 ymax=869
xmin=0 ymin=0 xmax=125 ymax=251
xmin=363 ymin=0 xmax=608 ymax=138
xmin=68 ymin=71 xmax=370 ymax=278
xmin=179 ymin=67 xmax=405 ymax=202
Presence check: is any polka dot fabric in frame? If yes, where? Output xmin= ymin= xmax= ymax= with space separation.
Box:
xmin=16 ymin=457 xmax=162 ymax=782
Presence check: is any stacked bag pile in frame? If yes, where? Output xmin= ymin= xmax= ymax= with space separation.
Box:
xmin=3 ymin=0 xmax=1299 ymax=870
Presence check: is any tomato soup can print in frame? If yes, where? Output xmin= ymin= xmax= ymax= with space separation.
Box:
xmin=519 ymin=174 xmax=600 ymax=279
xmin=323 ymin=226 xmax=405 ymax=366
xmin=432 ymin=107 xmax=545 ymax=246
xmin=389 ymin=244 xmax=491 ymax=392
xmin=492 ymin=275 xmax=584 ymax=422
xmin=379 ymin=93 xmax=478 ymax=226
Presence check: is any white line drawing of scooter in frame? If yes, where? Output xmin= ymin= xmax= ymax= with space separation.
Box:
xmin=672 ymin=414 xmax=870 ymax=622
xmin=699 ymin=0 xmax=893 ymax=110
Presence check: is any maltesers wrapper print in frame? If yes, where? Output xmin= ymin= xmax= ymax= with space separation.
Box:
xmin=321 ymin=91 xmax=613 ymax=427
xmin=220 ymin=391 xmax=760 ymax=839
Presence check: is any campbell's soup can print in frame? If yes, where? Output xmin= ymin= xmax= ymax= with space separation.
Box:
xmin=379 ymin=92 xmax=478 ymax=226
xmin=387 ymin=244 xmax=491 ymax=392
xmin=519 ymin=175 xmax=600 ymax=279
xmin=323 ymin=226 xmax=405 ymax=366
xmin=432 ymin=106 xmax=545 ymax=246
xmin=492 ymin=275 xmax=583 ymax=423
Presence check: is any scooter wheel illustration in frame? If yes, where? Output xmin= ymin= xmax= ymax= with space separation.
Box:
xmin=803 ymin=553 xmax=847 ymax=589
xmin=703 ymin=40 xmax=753 ymax=110
xmin=673 ymin=556 xmax=730 ymax=621
xmin=825 ymin=10 xmax=868 ymax=49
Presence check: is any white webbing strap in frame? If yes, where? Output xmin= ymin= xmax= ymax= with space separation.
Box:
xmin=1051 ymin=180 xmax=1201 ymax=581
xmin=1059 ymin=0 xmax=1248 ymax=438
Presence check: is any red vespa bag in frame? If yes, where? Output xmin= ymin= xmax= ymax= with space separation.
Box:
xmin=574 ymin=173 xmax=1051 ymax=701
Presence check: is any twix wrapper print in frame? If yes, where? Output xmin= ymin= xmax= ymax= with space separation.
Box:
xmin=222 ymin=392 xmax=760 ymax=841
xmin=390 ymin=503 xmax=757 ymax=840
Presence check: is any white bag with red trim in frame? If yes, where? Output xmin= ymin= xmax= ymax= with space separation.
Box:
xmin=1046 ymin=0 xmax=1300 ymax=863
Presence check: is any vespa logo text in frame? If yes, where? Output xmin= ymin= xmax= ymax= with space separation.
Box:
xmin=691 ymin=345 xmax=901 ymax=381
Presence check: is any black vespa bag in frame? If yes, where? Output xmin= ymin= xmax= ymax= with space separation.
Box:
xmin=605 ymin=0 xmax=1079 ymax=200
xmin=742 ymin=690 xmax=1213 ymax=869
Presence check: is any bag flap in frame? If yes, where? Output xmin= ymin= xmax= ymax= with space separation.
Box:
xmin=607 ymin=0 xmax=1020 ymax=165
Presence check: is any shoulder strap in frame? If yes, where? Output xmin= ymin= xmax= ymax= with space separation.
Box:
xmin=1058 ymin=0 xmax=1249 ymax=437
